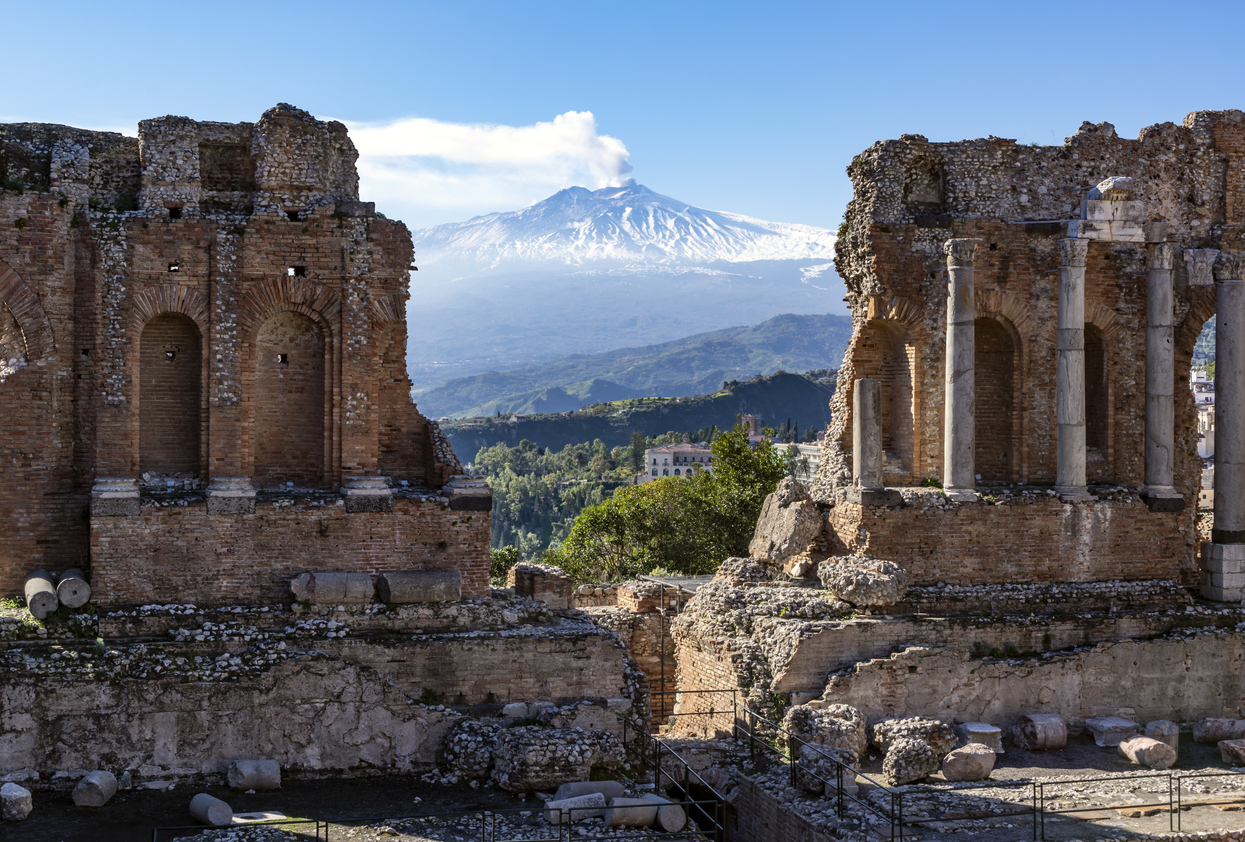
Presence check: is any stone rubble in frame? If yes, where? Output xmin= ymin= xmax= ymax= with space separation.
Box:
xmin=0 ymin=782 xmax=31 ymax=821
xmin=489 ymin=727 xmax=625 ymax=792
xmin=816 ymin=555 xmax=909 ymax=607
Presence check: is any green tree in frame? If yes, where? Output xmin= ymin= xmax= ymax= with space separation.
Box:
xmin=549 ymin=423 xmax=786 ymax=581
xmin=630 ymin=430 xmax=646 ymax=474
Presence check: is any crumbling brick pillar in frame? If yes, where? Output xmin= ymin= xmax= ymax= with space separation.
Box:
xmin=1204 ymin=251 xmax=1245 ymax=601
xmin=943 ymin=239 xmax=980 ymax=501
xmin=1056 ymin=238 xmax=1092 ymax=501
xmin=1143 ymin=243 xmax=1183 ymax=510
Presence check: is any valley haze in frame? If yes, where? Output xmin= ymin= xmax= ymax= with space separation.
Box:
xmin=406 ymin=182 xmax=844 ymax=393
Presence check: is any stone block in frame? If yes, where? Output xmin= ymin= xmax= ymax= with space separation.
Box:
xmin=507 ymin=562 xmax=572 ymax=609
xmin=544 ymin=792 xmax=606 ymax=824
xmin=882 ymin=736 xmax=940 ymax=785
xmin=292 ymin=571 xmax=374 ymax=604
xmin=72 ymin=770 xmax=117 ymax=807
xmin=226 ymin=758 xmax=280 ymax=791
xmin=956 ymin=722 xmax=1003 ymax=754
xmin=1222 ymin=739 xmax=1245 ymax=766
xmin=490 ymin=726 xmax=624 ymax=792
xmin=604 ymin=797 xmax=659 ymax=827
xmin=377 ymin=570 xmax=462 ymax=604
xmin=205 ymin=477 xmax=256 ymax=516
xmin=1145 ymin=720 xmax=1179 ymax=752
xmin=638 ymin=794 xmax=688 ymax=833
xmin=501 ymin=702 xmax=529 ymax=719
xmin=445 ymin=476 xmax=492 ymax=511
xmin=1085 ymin=716 xmax=1139 ymax=747
xmin=55 ymin=568 xmax=91 ymax=608
xmin=0 ymin=783 xmax=31 ymax=821
xmin=553 ymin=781 xmax=626 ymax=803
xmin=1013 ymin=714 xmax=1066 ymax=751
xmin=942 ymin=743 xmax=996 ymax=782
xmin=846 ymin=488 xmax=903 ymax=507
xmin=1201 ymin=543 xmax=1245 ymax=574
xmin=1194 ymin=718 xmax=1245 ymax=744
xmin=23 ymin=570 xmax=58 ymax=620
xmin=341 ymin=477 xmax=394 ymax=513
xmin=784 ymin=704 xmax=867 ymax=759
xmin=1119 ymin=736 xmax=1176 ymax=770
xmin=817 ymin=556 xmax=909 ymax=607
xmin=749 ymin=477 xmax=823 ymax=565
xmin=334 ymin=200 xmax=376 ymax=217
xmin=90 ymin=479 xmax=140 ymax=517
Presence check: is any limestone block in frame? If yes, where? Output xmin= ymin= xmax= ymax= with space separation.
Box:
xmin=225 ymin=758 xmax=280 ymax=791
xmin=1085 ymin=716 xmax=1139 ymax=747
xmin=291 ymin=571 xmax=374 ymax=604
xmin=544 ymin=792 xmax=606 ymax=824
xmin=942 ymin=743 xmax=996 ymax=782
xmin=23 ymin=570 xmax=58 ymax=620
xmin=1118 ymin=736 xmax=1176 ymax=770
xmin=1221 ymin=739 xmax=1245 ymax=765
xmin=490 ymin=726 xmax=624 ymax=792
xmin=817 ymin=555 xmax=909 ymax=607
xmin=883 ymin=737 xmax=940 ymax=785
xmin=341 ymin=476 xmax=394 ymax=513
xmin=604 ymin=797 xmax=659 ymax=827
xmin=55 ymin=569 xmax=91 ymax=608
xmin=956 ymin=722 xmax=1003 ymax=754
xmin=553 ymin=781 xmax=626 ymax=803
xmin=190 ymin=793 xmax=233 ymax=826
xmin=638 ymin=793 xmax=688 ymax=833
xmin=749 ymin=476 xmax=823 ymax=566
xmin=1013 ymin=714 xmax=1066 ymax=751
xmin=784 ymin=704 xmax=867 ymax=759
xmin=1194 ymin=718 xmax=1245 ymax=744
xmin=796 ymin=743 xmax=859 ymax=795
xmin=1145 ymin=720 xmax=1179 ymax=752
xmin=439 ymin=720 xmax=500 ymax=778
xmin=870 ymin=717 xmax=956 ymax=755
xmin=0 ymin=783 xmax=31 ymax=821
xmin=72 ymin=770 xmax=117 ymax=807
xmin=378 ymin=570 xmax=462 ymax=604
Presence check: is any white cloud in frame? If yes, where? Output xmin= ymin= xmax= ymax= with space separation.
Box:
xmin=342 ymin=111 xmax=633 ymax=230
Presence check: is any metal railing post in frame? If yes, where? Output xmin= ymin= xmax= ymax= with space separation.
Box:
xmin=788 ymin=734 xmax=797 ymax=788
xmin=837 ymin=761 xmax=845 ymax=818
xmin=1039 ymin=781 xmax=1045 ymax=841
xmin=1032 ymin=781 xmax=1038 ymax=841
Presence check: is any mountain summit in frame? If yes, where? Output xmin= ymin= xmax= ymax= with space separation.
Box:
xmin=405 ymin=184 xmax=844 ymax=391
xmin=412 ymin=182 xmax=836 ymax=271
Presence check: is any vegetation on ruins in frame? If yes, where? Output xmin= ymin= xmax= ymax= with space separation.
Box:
xmin=541 ymin=423 xmax=788 ymax=582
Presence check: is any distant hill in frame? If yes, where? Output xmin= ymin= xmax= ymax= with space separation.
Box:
xmin=416 ymin=312 xmax=853 ymax=419
xmin=441 ymin=371 xmax=836 ymax=460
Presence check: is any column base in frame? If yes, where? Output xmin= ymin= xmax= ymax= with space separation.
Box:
xmin=90 ymin=478 xmax=140 ymax=517
xmin=342 ymin=476 xmax=394 ymax=513
xmin=943 ymin=487 xmax=978 ymax=503
xmin=206 ymin=477 xmax=256 ymax=515
xmin=1200 ymin=543 xmax=1245 ymax=602
xmin=847 ymin=487 xmax=903 ymax=507
xmin=1055 ymin=486 xmax=1096 ymax=503
xmin=1140 ymin=486 xmax=1185 ymax=513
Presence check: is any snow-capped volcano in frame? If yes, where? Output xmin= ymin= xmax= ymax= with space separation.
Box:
xmin=404 ymin=183 xmax=844 ymax=392
xmin=412 ymin=182 xmax=836 ymax=271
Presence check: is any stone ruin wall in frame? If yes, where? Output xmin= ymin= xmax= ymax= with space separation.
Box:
xmin=818 ymin=112 xmax=1243 ymax=497
xmin=808 ymin=111 xmax=1245 ymax=587
xmin=0 ymin=104 xmax=482 ymax=602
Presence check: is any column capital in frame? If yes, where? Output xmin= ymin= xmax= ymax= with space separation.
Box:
xmin=944 ymin=238 xmax=982 ymax=267
xmin=1147 ymin=242 xmax=1180 ymax=271
xmin=1215 ymin=251 xmax=1245 ymax=283
xmin=1058 ymin=238 xmax=1089 ymax=267
xmin=1185 ymin=248 xmax=1220 ymax=287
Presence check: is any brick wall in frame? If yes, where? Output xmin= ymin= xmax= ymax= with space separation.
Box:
xmin=827 ymin=495 xmax=1191 ymax=586
xmin=731 ymin=776 xmax=833 ymax=842
xmin=253 ymin=310 xmax=327 ymax=487
xmin=90 ymin=494 xmax=490 ymax=604
xmin=138 ymin=313 xmax=202 ymax=475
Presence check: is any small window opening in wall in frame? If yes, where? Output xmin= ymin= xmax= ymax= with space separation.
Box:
xmin=276 ymin=353 xmax=288 ymax=365
xmin=989 ymin=242 xmax=998 ymax=251
xmin=168 ymin=206 xmax=183 ymax=220
xmin=286 ymin=210 xmax=300 ymax=222
xmin=80 ymin=349 xmax=89 ymax=358
xmin=165 ymin=350 xmax=176 ymax=362
xmin=168 ymin=261 xmax=180 ymax=273
xmin=287 ymin=266 xmax=306 ymax=277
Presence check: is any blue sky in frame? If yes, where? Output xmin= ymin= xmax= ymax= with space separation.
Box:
xmin=5 ymin=1 xmax=1245 ymax=230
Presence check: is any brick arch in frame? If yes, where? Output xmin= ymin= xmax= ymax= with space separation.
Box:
xmin=237 ymin=276 xmax=341 ymax=340
xmin=854 ymin=295 xmax=928 ymax=481
xmin=1176 ymin=290 xmax=1217 ymax=372
xmin=0 ymin=264 xmax=54 ymax=361
xmin=868 ymin=294 xmax=926 ymax=336
xmin=130 ymin=284 xmax=209 ymax=334
xmin=370 ymin=293 xmax=406 ymax=326
xmin=1085 ymin=300 xmax=1125 ymax=342
xmin=976 ymin=288 xmax=1036 ymax=338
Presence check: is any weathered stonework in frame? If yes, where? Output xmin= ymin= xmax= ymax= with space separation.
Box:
xmin=0 ymin=104 xmax=485 ymax=602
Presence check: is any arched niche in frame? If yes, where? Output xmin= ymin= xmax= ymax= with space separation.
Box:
xmin=974 ymin=316 xmax=1021 ymax=482
xmin=139 ymin=313 xmax=203 ymax=475
xmin=253 ymin=310 xmax=327 ymax=488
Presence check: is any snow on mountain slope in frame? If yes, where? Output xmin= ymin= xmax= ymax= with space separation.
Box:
xmin=411 ymin=181 xmax=836 ymax=270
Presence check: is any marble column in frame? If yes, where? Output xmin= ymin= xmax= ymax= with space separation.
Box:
xmin=849 ymin=378 xmax=901 ymax=506
xmin=1142 ymin=242 xmax=1183 ymax=509
xmin=943 ymin=238 xmax=980 ymax=501
xmin=1204 ymin=252 xmax=1245 ymax=601
xmin=1056 ymin=238 xmax=1092 ymax=500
